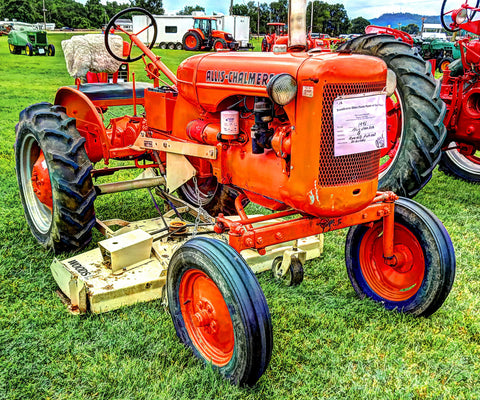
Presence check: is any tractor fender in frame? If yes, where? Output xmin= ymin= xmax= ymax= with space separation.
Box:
xmin=54 ymin=87 xmax=108 ymax=163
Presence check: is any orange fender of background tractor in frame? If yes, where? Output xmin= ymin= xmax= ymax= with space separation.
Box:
xmin=54 ymin=87 xmax=108 ymax=163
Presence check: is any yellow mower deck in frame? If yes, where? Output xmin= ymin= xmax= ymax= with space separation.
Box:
xmin=51 ymin=208 xmax=324 ymax=315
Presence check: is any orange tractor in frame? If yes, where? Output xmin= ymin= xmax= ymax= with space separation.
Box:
xmin=15 ymin=5 xmax=456 ymax=386
xmin=182 ymin=16 xmax=239 ymax=51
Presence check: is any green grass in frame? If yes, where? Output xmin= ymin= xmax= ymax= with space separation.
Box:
xmin=1 ymin=33 xmax=480 ymax=400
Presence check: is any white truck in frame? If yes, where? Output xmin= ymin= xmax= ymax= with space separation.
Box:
xmin=132 ymin=14 xmax=252 ymax=50
xmin=422 ymin=23 xmax=447 ymax=40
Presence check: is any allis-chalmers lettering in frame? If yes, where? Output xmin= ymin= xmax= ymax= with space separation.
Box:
xmin=206 ymin=70 xmax=275 ymax=86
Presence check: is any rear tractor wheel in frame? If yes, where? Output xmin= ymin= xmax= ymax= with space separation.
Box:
xmin=182 ymin=32 xmax=202 ymax=51
xmin=15 ymin=103 xmax=96 ymax=253
xmin=167 ymin=237 xmax=273 ymax=386
xmin=440 ymin=142 xmax=480 ymax=183
xmin=338 ymin=34 xmax=447 ymax=198
xmin=345 ymin=197 xmax=455 ymax=317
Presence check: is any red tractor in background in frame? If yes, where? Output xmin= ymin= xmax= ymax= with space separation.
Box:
xmin=261 ymin=22 xmax=332 ymax=52
xmin=14 ymin=4 xmax=456 ymax=386
xmin=182 ymin=16 xmax=239 ymax=51
xmin=438 ymin=0 xmax=480 ymax=182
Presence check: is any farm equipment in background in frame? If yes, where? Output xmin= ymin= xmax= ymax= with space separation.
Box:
xmin=364 ymin=25 xmax=460 ymax=73
xmin=437 ymin=0 xmax=480 ymax=182
xmin=261 ymin=22 xmax=332 ymax=52
xmin=14 ymin=3 xmax=456 ymax=386
xmin=182 ymin=16 xmax=239 ymax=51
xmin=8 ymin=27 xmax=55 ymax=56
xmin=417 ymin=37 xmax=461 ymax=72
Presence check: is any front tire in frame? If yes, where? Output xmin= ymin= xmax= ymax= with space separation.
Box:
xmin=339 ymin=35 xmax=447 ymax=198
xmin=214 ymin=38 xmax=227 ymax=51
xmin=25 ymin=43 xmax=33 ymax=56
xmin=167 ymin=237 xmax=273 ymax=386
xmin=48 ymin=44 xmax=55 ymax=56
xmin=345 ymin=198 xmax=455 ymax=317
xmin=15 ymin=103 xmax=96 ymax=253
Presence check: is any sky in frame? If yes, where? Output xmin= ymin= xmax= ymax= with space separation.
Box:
xmin=160 ymin=0 xmax=444 ymax=19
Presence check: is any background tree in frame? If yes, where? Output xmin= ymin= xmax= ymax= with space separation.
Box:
xmin=327 ymin=3 xmax=349 ymax=36
xmin=130 ymin=0 xmax=164 ymax=15
xmin=401 ymin=23 xmax=420 ymax=34
xmin=269 ymin=0 xmax=288 ymax=24
xmin=177 ymin=5 xmax=205 ymax=15
xmin=349 ymin=17 xmax=370 ymax=34
xmin=0 ymin=0 xmax=41 ymax=23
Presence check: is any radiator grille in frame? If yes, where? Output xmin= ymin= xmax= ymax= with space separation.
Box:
xmin=36 ymin=32 xmax=47 ymax=44
xmin=319 ymin=82 xmax=384 ymax=187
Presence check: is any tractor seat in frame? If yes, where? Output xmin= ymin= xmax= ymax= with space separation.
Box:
xmin=71 ymin=82 xmax=153 ymax=104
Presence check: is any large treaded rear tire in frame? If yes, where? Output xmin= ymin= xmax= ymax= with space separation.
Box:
xmin=182 ymin=31 xmax=202 ymax=51
xmin=15 ymin=103 xmax=96 ymax=253
xmin=339 ymin=34 xmax=447 ymax=198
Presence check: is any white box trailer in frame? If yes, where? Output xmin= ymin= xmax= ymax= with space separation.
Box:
xmin=132 ymin=14 xmax=252 ymax=50
xmin=217 ymin=15 xmax=252 ymax=49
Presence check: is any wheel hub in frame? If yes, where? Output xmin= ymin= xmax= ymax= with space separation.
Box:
xmin=179 ymin=269 xmax=234 ymax=366
xmin=31 ymin=151 xmax=53 ymax=209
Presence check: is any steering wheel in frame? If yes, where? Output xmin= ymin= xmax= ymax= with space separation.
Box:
xmin=441 ymin=0 xmax=480 ymax=32
xmin=104 ymin=7 xmax=158 ymax=63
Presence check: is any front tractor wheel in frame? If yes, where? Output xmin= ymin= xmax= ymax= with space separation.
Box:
xmin=48 ymin=44 xmax=55 ymax=56
xmin=182 ymin=32 xmax=202 ymax=51
xmin=25 ymin=43 xmax=33 ymax=56
xmin=15 ymin=103 xmax=96 ymax=253
xmin=167 ymin=237 xmax=273 ymax=386
xmin=214 ymin=38 xmax=227 ymax=51
xmin=345 ymin=198 xmax=455 ymax=317
xmin=339 ymin=34 xmax=447 ymax=198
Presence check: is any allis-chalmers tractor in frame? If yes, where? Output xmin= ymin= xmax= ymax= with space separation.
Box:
xmin=15 ymin=4 xmax=456 ymax=386
xmin=182 ymin=16 xmax=238 ymax=51
xmin=438 ymin=0 xmax=480 ymax=182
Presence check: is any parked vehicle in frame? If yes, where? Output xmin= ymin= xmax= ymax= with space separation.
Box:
xmin=14 ymin=6 xmax=456 ymax=385
xmin=182 ymin=16 xmax=239 ymax=51
xmin=132 ymin=13 xmax=249 ymax=50
xmin=8 ymin=28 xmax=55 ymax=56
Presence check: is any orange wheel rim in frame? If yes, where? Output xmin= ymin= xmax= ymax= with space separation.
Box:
xmin=359 ymin=223 xmax=425 ymax=301
xmin=215 ymin=41 xmax=223 ymax=49
xmin=442 ymin=61 xmax=450 ymax=70
xmin=31 ymin=150 xmax=53 ymax=209
xmin=380 ymin=91 xmax=403 ymax=175
xmin=179 ymin=269 xmax=234 ymax=366
xmin=185 ymin=35 xmax=197 ymax=48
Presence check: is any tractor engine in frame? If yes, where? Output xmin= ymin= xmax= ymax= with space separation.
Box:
xmin=170 ymin=51 xmax=387 ymax=217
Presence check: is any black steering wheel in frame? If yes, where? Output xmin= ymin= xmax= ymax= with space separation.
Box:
xmin=441 ymin=0 xmax=480 ymax=32
xmin=104 ymin=7 xmax=158 ymax=63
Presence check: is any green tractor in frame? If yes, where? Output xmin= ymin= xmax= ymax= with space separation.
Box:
xmin=414 ymin=37 xmax=461 ymax=72
xmin=8 ymin=28 xmax=55 ymax=56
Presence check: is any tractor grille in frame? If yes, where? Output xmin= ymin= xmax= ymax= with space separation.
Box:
xmin=318 ymin=82 xmax=384 ymax=187
xmin=36 ymin=32 xmax=47 ymax=44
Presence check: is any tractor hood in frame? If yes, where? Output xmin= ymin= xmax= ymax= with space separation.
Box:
xmin=176 ymin=51 xmax=387 ymax=112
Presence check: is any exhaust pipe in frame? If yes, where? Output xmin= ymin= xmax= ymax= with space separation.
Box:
xmin=288 ymin=0 xmax=307 ymax=51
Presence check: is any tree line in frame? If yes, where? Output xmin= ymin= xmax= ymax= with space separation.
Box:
xmin=1 ymin=0 xmax=372 ymax=35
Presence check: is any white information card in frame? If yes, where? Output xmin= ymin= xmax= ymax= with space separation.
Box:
xmin=333 ymin=93 xmax=387 ymax=157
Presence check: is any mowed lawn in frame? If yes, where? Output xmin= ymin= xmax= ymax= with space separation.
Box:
xmin=0 ymin=33 xmax=480 ymax=400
